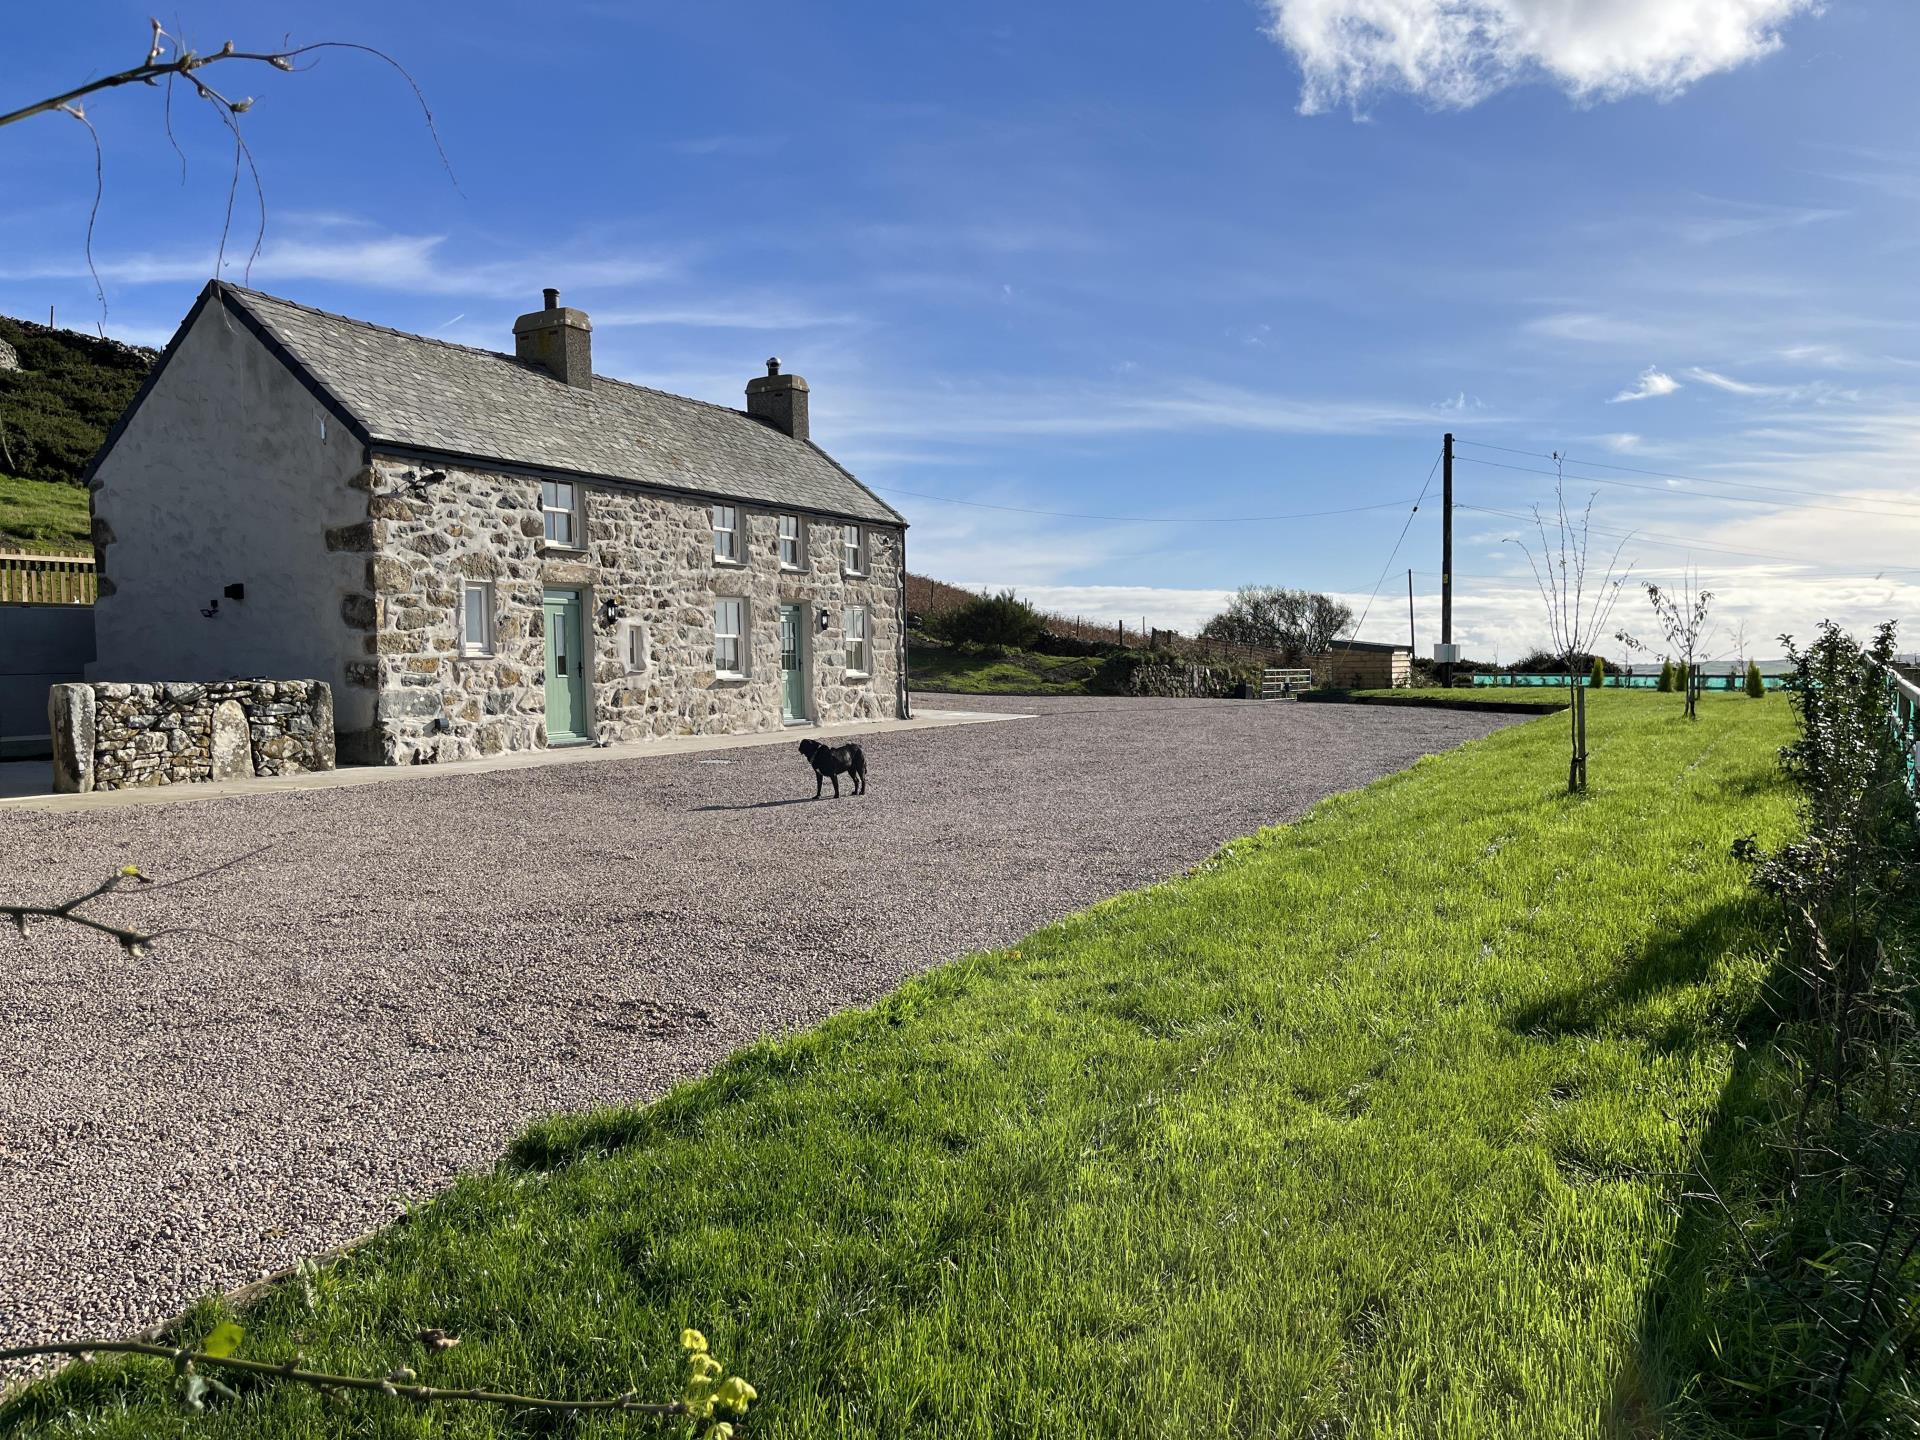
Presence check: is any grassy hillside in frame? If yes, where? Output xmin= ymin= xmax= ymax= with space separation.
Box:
xmin=3 ymin=694 xmax=1803 ymax=1437
xmin=0 ymin=473 xmax=92 ymax=554
xmin=0 ymin=315 xmax=154 ymax=490
xmin=909 ymin=641 xmax=1103 ymax=694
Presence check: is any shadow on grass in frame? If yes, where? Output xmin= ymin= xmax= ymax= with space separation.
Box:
xmin=1505 ymin=896 xmax=1772 ymax=1051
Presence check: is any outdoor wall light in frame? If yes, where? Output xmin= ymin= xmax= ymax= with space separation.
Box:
xmin=817 ymin=608 xmax=831 ymax=633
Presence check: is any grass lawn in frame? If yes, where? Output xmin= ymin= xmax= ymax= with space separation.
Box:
xmin=4 ymin=692 xmax=1798 ymax=1438
xmin=908 ymin=640 xmax=1100 ymax=695
xmin=0 ymin=473 xmax=91 ymax=554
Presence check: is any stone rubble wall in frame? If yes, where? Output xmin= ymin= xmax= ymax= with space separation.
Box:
xmin=1116 ymin=662 xmax=1253 ymax=700
xmin=350 ymin=458 xmax=904 ymax=765
xmin=48 ymin=679 xmax=334 ymax=793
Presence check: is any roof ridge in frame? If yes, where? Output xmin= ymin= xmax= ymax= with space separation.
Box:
xmin=220 ymin=281 xmax=767 ymax=423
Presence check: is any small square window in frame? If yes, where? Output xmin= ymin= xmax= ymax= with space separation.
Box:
xmin=541 ymin=480 xmax=579 ymax=547
xmin=713 ymin=503 xmax=739 ymax=563
xmin=778 ymin=514 xmax=803 ymax=570
xmin=844 ymin=605 xmax=869 ymax=676
xmin=714 ymin=598 xmax=747 ymax=678
xmin=620 ymin=619 xmax=649 ymax=674
xmin=842 ymin=523 xmax=864 ymax=576
xmin=460 ymin=581 xmax=495 ymax=657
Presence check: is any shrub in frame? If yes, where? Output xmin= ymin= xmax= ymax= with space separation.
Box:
xmin=1657 ymin=660 xmax=1675 ymax=692
xmin=926 ymin=590 xmax=1046 ymax=650
xmin=1589 ymin=656 xmax=1606 ymax=688
xmin=1745 ymin=660 xmax=1765 ymax=698
xmin=1675 ymin=660 xmax=1690 ymax=696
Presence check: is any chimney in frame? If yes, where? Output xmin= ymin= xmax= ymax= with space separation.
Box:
xmin=745 ymin=356 xmax=809 ymax=442
xmin=513 ymin=287 xmax=592 ymax=387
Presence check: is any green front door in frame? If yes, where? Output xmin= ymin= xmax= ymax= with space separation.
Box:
xmin=542 ymin=588 xmax=589 ymax=744
xmin=780 ymin=603 xmax=808 ymax=722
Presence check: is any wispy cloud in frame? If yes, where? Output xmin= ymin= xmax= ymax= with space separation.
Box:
xmin=1608 ymin=366 xmax=1681 ymax=404
xmin=1686 ymin=366 xmax=1781 ymax=396
xmin=592 ymin=302 xmax=862 ymax=331
xmin=1261 ymin=0 xmax=1822 ymax=115
xmin=0 ymin=230 xmax=680 ymax=299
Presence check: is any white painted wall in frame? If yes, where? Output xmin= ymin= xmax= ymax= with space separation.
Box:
xmin=88 ymin=300 xmax=372 ymax=731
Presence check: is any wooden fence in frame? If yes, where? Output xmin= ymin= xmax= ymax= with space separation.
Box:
xmin=1 ymin=551 xmax=97 ymax=605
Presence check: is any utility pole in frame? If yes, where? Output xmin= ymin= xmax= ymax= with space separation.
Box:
xmin=1407 ymin=568 xmax=1415 ymax=659
xmin=1440 ymin=431 xmax=1454 ymax=688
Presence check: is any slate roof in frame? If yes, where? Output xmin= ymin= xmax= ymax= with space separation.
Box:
xmin=215 ymin=283 xmax=904 ymax=526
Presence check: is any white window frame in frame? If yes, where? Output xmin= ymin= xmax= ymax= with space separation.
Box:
xmin=714 ymin=598 xmax=748 ymax=679
xmin=459 ymin=580 xmax=495 ymax=658
xmin=778 ymin=513 xmax=803 ymax=570
xmin=841 ymin=523 xmax=865 ymax=576
xmin=541 ymin=480 xmax=580 ymax=548
xmin=713 ymin=503 xmax=740 ymax=564
xmin=619 ymin=618 xmax=650 ymax=674
xmin=844 ymin=605 xmax=869 ymax=677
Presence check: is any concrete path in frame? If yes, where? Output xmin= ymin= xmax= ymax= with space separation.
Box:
xmin=0 ymin=693 xmax=1527 ymax=1362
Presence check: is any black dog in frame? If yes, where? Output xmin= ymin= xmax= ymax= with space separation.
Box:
xmin=799 ymin=738 xmax=867 ymax=798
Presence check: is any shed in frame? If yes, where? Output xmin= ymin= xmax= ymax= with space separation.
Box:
xmin=1318 ymin=639 xmax=1412 ymax=690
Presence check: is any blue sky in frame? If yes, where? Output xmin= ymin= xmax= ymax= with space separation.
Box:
xmin=5 ymin=0 xmax=1918 ymax=660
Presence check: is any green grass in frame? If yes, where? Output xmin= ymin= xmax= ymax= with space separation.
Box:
xmin=909 ymin=641 xmax=1100 ymax=694
xmin=0 ymin=472 xmax=91 ymax=554
xmin=4 ymin=692 xmax=1799 ymax=1438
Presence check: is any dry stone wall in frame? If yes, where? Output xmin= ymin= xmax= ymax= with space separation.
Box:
xmin=1118 ymin=661 xmax=1253 ymax=699
xmin=49 ymin=679 xmax=334 ymax=793
xmin=352 ymin=458 xmax=903 ymax=765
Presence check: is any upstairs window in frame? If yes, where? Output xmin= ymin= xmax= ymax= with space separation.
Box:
xmin=541 ymin=481 xmax=579 ymax=547
xmin=714 ymin=598 xmax=747 ymax=678
xmin=778 ymin=514 xmax=803 ymax=570
xmin=844 ymin=605 xmax=869 ymax=676
xmin=713 ymin=504 xmax=739 ymax=563
xmin=842 ymin=523 xmax=865 ymax=576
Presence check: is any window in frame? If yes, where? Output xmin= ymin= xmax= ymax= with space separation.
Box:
xmin=460 ymin=581 xmax=495 ymax=658
xmin=844 ymin=605 xmax=869 ymax=676
xmin=620 ymin=619 xmax=649 ymax=674
xmin=714 ymin=598 xmax=747 ymax=678
xmin=842 ymin=523 xmax=864 ymax=575
xmin=778 ymin=513 xmax=802 ymax=570
xmin=713 ymin=503 xmax=739 ymax=563
xmin=541 ymin=480 xmax=579 ymax=547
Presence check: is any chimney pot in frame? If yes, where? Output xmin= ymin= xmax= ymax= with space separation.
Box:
xmin=543 ymin=287 xmax=559 ymax=311
xmin=767 ymin=357 xmax=781 ymax=376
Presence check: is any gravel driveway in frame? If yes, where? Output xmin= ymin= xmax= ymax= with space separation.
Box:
xmin=0 ymin=694 xmax=1521 ymax=1358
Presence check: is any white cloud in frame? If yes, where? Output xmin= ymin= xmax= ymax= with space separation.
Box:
xmin=1687 ymin=366 xmax=1788 ymax=396
xmin=0 ymin=230 xmax=678 ymax=299
xmin=1609 ymin=366 xmax=1681 ymax=403
xmin=1598 ymin=432 xmax=1643 ymax=452
xmin=1262 ymin=0 xmax=1821 ymax=114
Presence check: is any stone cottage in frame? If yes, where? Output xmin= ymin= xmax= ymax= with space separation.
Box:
xmin=85 ymin=282 xmax=907 ymax=763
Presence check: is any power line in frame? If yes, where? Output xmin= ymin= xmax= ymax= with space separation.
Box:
xmin=1341 ymin=448 xmax=1442 ymax=652
xmin=1453 ymin=436 xmax=1920 ymax=515
xmin=1454 ymin=452 xmax=1920 ymax=521
xmin=865 ymin=484 xmax=1421 ymax=525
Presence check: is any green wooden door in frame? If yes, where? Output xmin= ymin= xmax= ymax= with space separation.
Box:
xmin=780 ymin=603 xmax=807 ymax=722
xmin=543 ymin=588 xmax=589 ymax=743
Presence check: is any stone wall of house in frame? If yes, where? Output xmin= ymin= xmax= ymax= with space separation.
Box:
xmin=48 ymin=679 xmax=334 ymax=793
xmin=350 ymin=457 xmax=904 ymax=764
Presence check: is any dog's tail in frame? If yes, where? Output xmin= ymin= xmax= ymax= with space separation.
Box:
xmin=850 ymin=743 xmax=867 ymax=778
